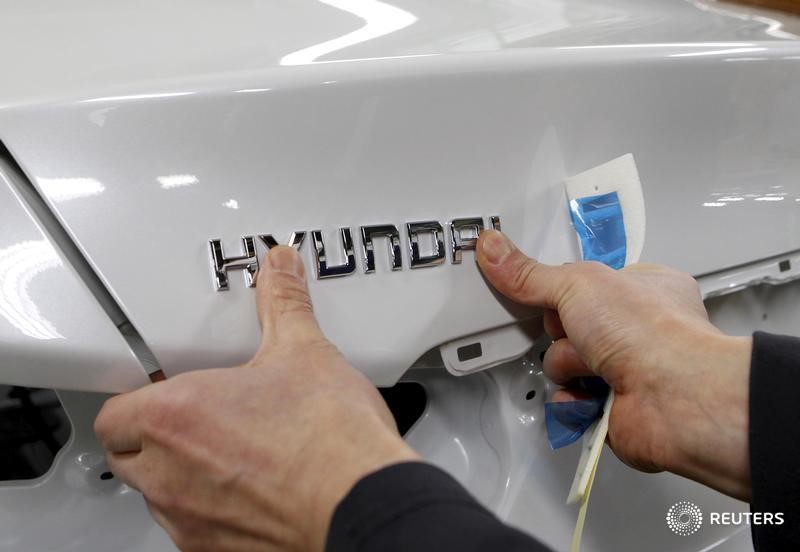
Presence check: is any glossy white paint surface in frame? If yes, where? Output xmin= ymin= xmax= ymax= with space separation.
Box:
xmin=0 ymin=160 xmax=149 ymax=392
xmin=698 ymin=247 xmax=800 ymax=298
xmin=0 ymin=1 xmax=797 ymax=551
xmin=3 ymin=40 xmax=800 ymax=386
xmin=0 ymin=0 xmax=796 ymax=108
xmin=1 ymin=0 xmax=798 ymax=387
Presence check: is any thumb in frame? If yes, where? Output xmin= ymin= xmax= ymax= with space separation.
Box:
xmin=256 ymin=245 xmax=326 ymax=348
xmin=476 ymin=230 xmax=574 ymax=311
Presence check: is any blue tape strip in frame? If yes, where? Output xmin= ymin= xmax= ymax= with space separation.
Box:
xmin=568 ymin=192 xmax=626 ymax=270
xmin=544 ymin=192 xmax=625 ymax=449
xmin=544 ymin=377 xmax=610 ymax=449
xmin=545 ymin=399 xmax=605 ymax=449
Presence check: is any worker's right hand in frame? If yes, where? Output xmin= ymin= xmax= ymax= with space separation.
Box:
xmin=476 ymin=230 xmax=752 ymax=501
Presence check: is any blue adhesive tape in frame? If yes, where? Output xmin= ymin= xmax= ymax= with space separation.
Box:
xmin=545 ymin=377 xmax=610 ymax=449
xmin=568 ymin=191 xmax=626 ymax=270
xmin=544 ymin=192 xmax=626 ymax=449
xmin=545 ymin=396 xmax=606 ymax=450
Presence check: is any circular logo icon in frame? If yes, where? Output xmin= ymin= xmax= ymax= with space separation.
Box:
xmin=666 ymin=501 xmax=703 ymax=536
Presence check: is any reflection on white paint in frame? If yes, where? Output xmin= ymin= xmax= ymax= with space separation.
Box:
xmin=751 ymin=15 xmax=798 ymax=40
xmin=0 ymin=240 xmax=63 ymax=340
xmin=706 ymin=192 xmax=794 ymax=205
xmin=718 ymin=196 xmax=745 ymax=202
xmin=669 ymin=47 xmax=766 ymax=58
xmin=38 ymin=177 xmax=105 ymax=202
xmin=451 ymin=437 xmax=470 ymax=472
xmin=222 ymin=199 xmax=239 ymax=210
xmin=300 ymin=53 xmax=438 ymax=65
xmin=754 ymin=196 xmax=784 ymax=202
xmin=689 ymin=0 xmax=799 ymax=40
xmin=234 ymin=88 xmax=272 ymax=94
xmin=280 ymin=0 xmax=417 ymax=65
xmin=753 ymin=15 xmax=800 ymax=40
xmin=89 ymin=107 xmax=115 ymax=127
xmin=723 ymin=57 xmax=768 ymax=63
xmin=158 ymin=174 xmax=198 ymax=189
xmin=558 ymin=42 xmax=754 ymax=50
xmin=81 ymin=91 xmax=195 ymax=104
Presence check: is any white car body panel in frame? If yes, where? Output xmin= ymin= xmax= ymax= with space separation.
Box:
xmin=0 ymin=0 xmax=798 ymax=550
xmin=0 ymin=158 xmax=148 ymax=391
xmin=0 ymin=0 xmax=796 ymax=108
xmin=3 ymin=42 xmax=800 ymax=386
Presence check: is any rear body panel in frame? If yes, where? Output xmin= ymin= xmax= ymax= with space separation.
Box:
xmin=0 ymin=1 xmax=798 ymax=550
xmin=3 ymin=42 xmax=800 ymax=385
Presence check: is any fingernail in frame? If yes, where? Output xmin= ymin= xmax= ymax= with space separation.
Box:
xmin=267 ymin=247 xmax=303 ymax=276
xmin=481 ymin=230 xmax=514 ymax=265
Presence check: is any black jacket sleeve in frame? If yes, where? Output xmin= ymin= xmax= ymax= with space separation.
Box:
xmin=326 ymin=461 xmax=550 ymax=552
xmin=750 ymin=331 xmax=800 ymax=551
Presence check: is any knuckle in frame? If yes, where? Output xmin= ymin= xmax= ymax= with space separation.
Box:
xmin=656 ymin=266 xmax=702 ymax=295
xmin=144 ymin=476 xmax=188 ymax=514
xmin=170 ymin=533 xmax=191 ymax=552
xmin=652 ymin=264 xmax=690 ymax=282
xmin=176 ymin=537 xmax=205 ymax=552
xmin=142 ymin=383 xmax=197 ymax=435
xmin=508 ymin=257 xmax=537 ymax=297
xmin=577 ymin=260 xmax=612 ymax=277
xmin=567 ymin=262 xmax=612 ymax=298
xmin=623 ymin=262 xmax=657 ymax=272
xmin=150 ymin=486 xmax=179 ymax=511
xmin=541 ymin=347 xmax=566 ymax=380
xmin=93 ymin=403 xmax=113 ymax=441
xmin=305 ymin=338 xmax=341 ymax=358
xmin=141 ymin=399 xmax=169 ymax=436
xmin=269 ymin=273 xmax=313 ymax=314
xmin=152 ymin=514 xmax=196 ymax=551
xmin=172 ymin=527 xmax=214 ymax=552
xmin=141 ymin=482 xmax=165 ymax=507
xmin=282 ymin=337 xmax=339 ymax=364
xmin=681 ymin=272 xmax=701 ymax=291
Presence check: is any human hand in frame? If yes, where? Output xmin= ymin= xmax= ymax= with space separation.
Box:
xmin=476 ymin=230 xmax=752 ymax=501
xmin=94 ymin=246 xmax=418 ymax=552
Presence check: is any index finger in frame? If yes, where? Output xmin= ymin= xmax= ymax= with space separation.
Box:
xmin=94 ymin=386 xmax=155 ymax=453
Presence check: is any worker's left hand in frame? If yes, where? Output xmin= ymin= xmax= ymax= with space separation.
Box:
xmin=94 ymin=246 xmax=419 ymax=552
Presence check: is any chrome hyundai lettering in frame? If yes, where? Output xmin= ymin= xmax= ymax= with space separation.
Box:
xmin=311 ymin=228 xmax=357 ymax=279
xmin=209 ymin=216 xmax=500 ymax=290
xmin=258 ymin=232 xmax=306 ymax=250
xmin=450 ymin=217 xmax=484 ymax=264
xmin=209 ymin=236 xmax=259 ymax=291
xmin=407 ymin=221 xmax=445 ymax=268
xmin=361 ymin=225 xmax=402 ymax=273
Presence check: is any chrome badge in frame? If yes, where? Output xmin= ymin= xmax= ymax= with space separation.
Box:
xmin=209 ymin=216 xmax=500 ymax=291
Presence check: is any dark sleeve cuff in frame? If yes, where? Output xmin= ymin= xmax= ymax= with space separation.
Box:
xmin=749 ymin=331 xmax=800 ymax=550
xmin=326 ymin=461 xmax=549 ymax=552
